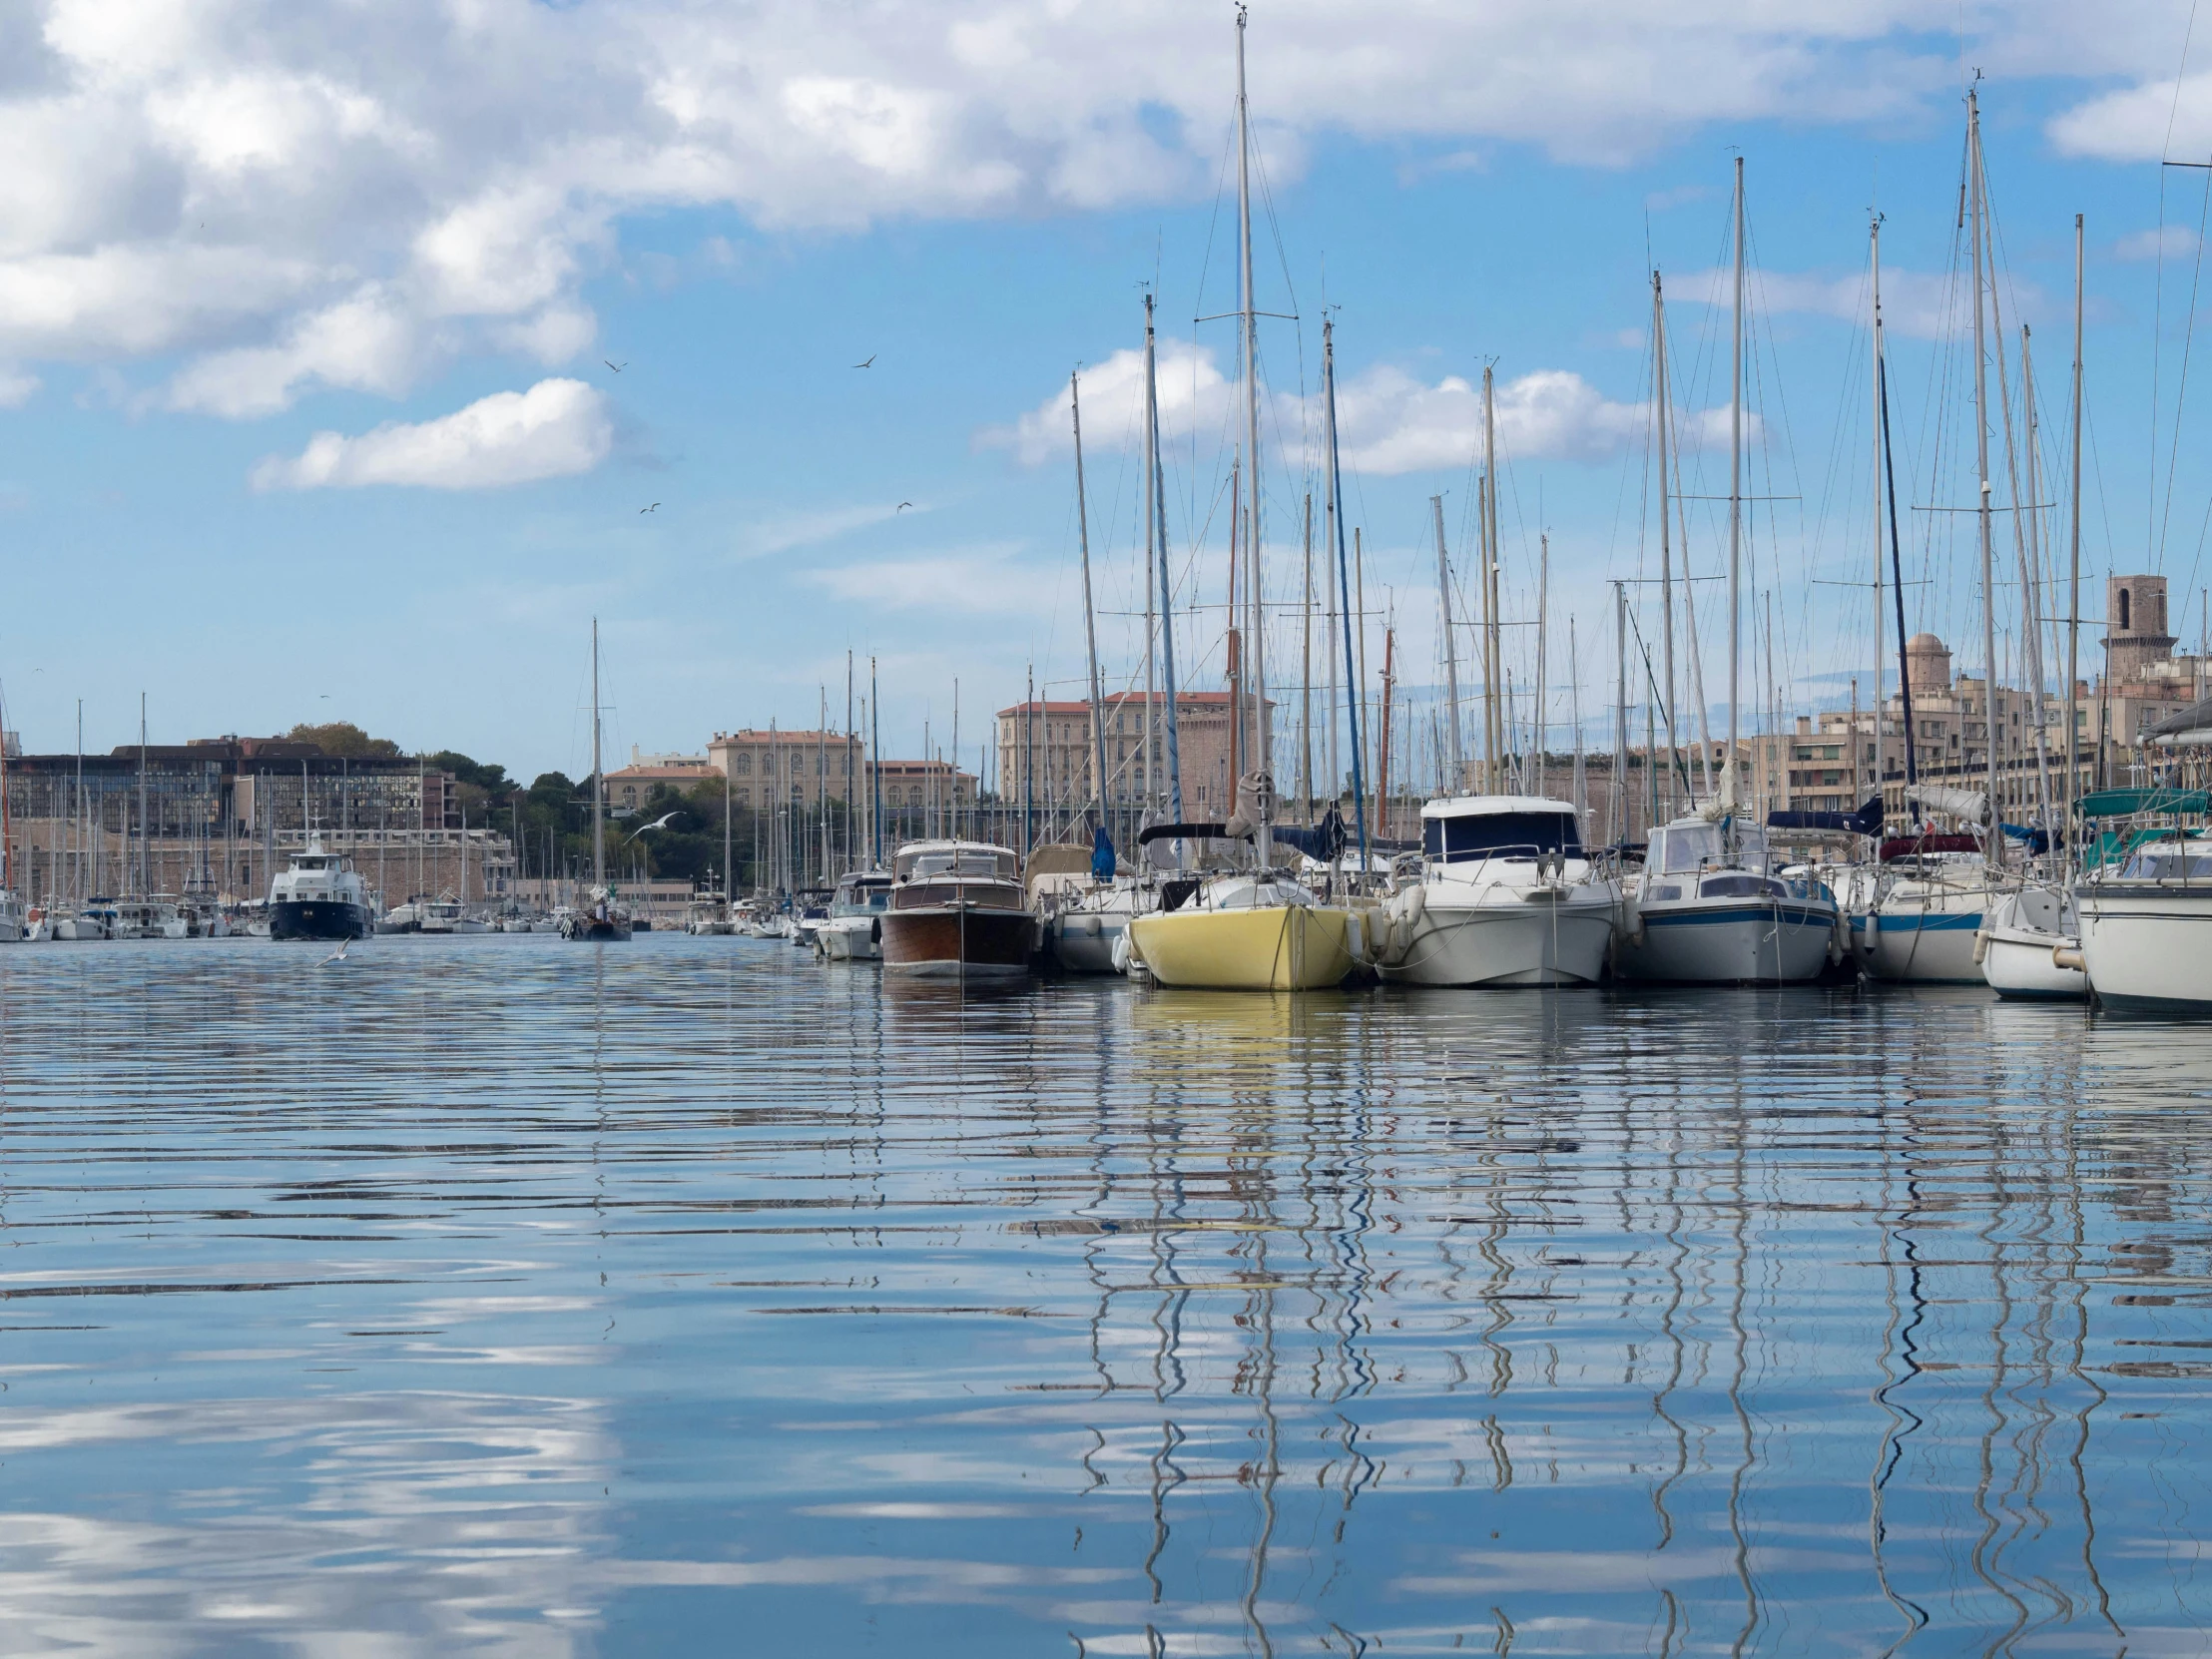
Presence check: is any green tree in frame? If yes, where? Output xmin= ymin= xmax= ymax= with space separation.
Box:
xmin=287 ymin=721 xmax=401 ymax=759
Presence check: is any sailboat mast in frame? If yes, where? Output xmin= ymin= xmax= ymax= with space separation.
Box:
xmin=2069 ymin=213 xmax=2084 ymax=817
xmin=869 ymin=657 xmax=882 ymax=866
xmin=1870 ymin=215 xmax=1887 ymax=814
xmin=1535 ymin=532 xmax=1549 ymax=799
xmin=1482 ymin=367 xmax=1499 ymax=791
xmin=1728 ymin=154 xmax=1744 ymax=786
xmin=1142 ymin=298 xmax=1159 ymax=817
xmin=1432 ymin=494 xmax=1463 ymax=789
xmin=1324 ymin=320 xmax=1370 ymax=873
xmin=1147 ymin=293 xmax=1185 ymax=821
xmin=591 ymin=618 xmax=605 ymax=890
xmin=1968 ymin=91 xmax=2003 ymax=866
xmin=1235 ymin=3 xmax=1270 ymax=862
xmin=1654 ymin=271 xmax=1681 ymax=817
xmin=1300 ymin=492 xmax=1314 ymax=813
xmin=2020 ymin=326 xmax=2055 ymax=829
xmin=1613 ymin=580 xmax=1629 ymax=845
xmin=1070 ymin=369 xmax=1109 ymax=831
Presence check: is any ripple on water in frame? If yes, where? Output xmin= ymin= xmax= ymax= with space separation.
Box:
xmin=0 ymin=935 xmax=2205 ymax=1654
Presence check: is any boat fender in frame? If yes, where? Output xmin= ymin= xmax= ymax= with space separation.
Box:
xmin=1621 ymin=899 xmax=1645 ymax=946
xmin=1345 ymin=911 xmax=1366 ymax=964
xmin=1366 ymin=907 xmax=1394 ymax=965
xmin=870 ymin=916 xmax=881 ymax=944
xmin=1971 ymin=926 xmax=1989 ymax=966
xmin=2052 ymin=944 xmax=2085 ymax=973
xmin=1111 ymin=930 xmax=1131 ymax=974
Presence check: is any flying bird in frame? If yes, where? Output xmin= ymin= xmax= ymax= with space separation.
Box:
xmin=622 ymin=812 xmax=679 ymax=844
xmin=641 ymin=502 xmax=659 ymax=513
xmin=853 ymin=354 xmax=875 ymax=368
xmin=897 ymin=501 xmax=912 ymax=511
xmin=605 ymin=359 xmax=626 ymax=372
xmin=319 ymin=938 xmax=349 ymax=966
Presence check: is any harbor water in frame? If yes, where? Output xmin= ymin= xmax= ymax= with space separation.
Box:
xmin=0 ymin=934 xmax=2204 ymax=1655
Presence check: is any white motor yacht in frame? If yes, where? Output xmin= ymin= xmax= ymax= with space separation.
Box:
xmin=420 ymin=894 xmax=487 ymax=934
xmin=1378 ymin=796 xmax=1617 ymax=987
xmin=1615 ymin=814 xmax=1841 ymax=985
xmin=271 ymin=835 xmax=375 ymax=940
xmin=818 ymin=869 xmax=892 ymax=961
xmin=1978 ymin=884 xmax=2085 ymax=1000
xmin=0 ymin=888 xmax=23 ymax=943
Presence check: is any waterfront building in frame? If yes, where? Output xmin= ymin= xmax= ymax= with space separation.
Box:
xmin=1 ymin=736 xmax=512 ymax=908
xmin=994 ymin=691 xmax=1270 ymax=821
xmin=698 ymin=731 xmax=972 ymax=813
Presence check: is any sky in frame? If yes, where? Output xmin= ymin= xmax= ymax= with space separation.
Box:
xmin=7 ymin=0 xmax=2212 ymax=782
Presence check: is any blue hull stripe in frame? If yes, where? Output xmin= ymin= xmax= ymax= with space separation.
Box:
xmin=1877 ymin=912 xmax=1982 ymax=933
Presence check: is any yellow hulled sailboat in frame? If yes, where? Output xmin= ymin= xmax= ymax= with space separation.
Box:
xmin=1127 ymin=874 xmax=1356 ymax=991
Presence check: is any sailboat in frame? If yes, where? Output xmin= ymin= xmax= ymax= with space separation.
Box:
xmin=560 ymin=618 xmax=633 ymax=941
xmin=1982 ymin=213 xmax=2089 ymax=999
xmin=1124 ymin=7 xmax=1355 ymax=992
xmin=1614 ymin=157 xmax=1841 ymax=984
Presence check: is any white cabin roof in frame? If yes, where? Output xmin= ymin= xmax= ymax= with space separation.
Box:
xmin=1419 ymin=795 xmax=1581 ymax=821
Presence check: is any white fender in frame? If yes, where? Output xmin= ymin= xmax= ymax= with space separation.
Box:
xmin=1345 ymin=911 xmax=1367 ymax=964
xmin=1971 ymin=926 xmax=1990 ymax=965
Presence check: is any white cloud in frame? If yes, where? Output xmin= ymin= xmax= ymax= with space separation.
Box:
xmin=992 ymin=353 xmax=1726 ymax=474
xmin=976 ymin=339 xmax=1231 ymax=466
xmin=805 ymin=545 xmax=1046 ymax=614
xmin=738 ymin=501 xmax=920 ymax=559
xmin=0 ymin=0 xmax=2188 ymax=419
xmin=251 ymin=377 xmax=612 ymax=491
xmin=1669 ymin=264 xmax=2021 ymax=342
xmin=0 ymin=367 xmax=37 ymax=407
xmin=2114 ymin=225 xmax=2201 ymax=262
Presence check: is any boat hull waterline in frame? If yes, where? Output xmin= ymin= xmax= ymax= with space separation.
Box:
xmin=1616 ymin=899 xmax=1838 ymax=985
xmin=1380 ymin=895 xmax=1614 ymax=987
xmin=2077 ymin=884 xmax=2212 ymax=1015
xmin=879 ymin=906 xmax=1032 ymax=976
xmin=1128 ymin=904 xmax=1356 ymax=992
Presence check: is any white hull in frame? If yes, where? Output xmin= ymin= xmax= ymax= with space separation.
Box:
xmin=1046 ymin=913 xmax=1130 ymax=974
xmin=818 ymin=919 xmax=881 ymax=961
xmin=1864 ymin=904 xmax=1985 ymax=983
xmin=1978 ymin=888 xmax=2084 ymax=1001
xmin=1616 ymin=895 xmax=1837 ymax=984
xmin=2078 ymin=882 xmax=2212 ymax=1014
xmin=1380 ymin=894 xmax=1614 ymax=987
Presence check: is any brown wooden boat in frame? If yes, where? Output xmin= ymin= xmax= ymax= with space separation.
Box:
xmin=878 ymin=840 xmax=1035 ymax=976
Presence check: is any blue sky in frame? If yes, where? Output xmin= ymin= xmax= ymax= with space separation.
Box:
xmin=4 ymin=1 xmax=2212 ymax=782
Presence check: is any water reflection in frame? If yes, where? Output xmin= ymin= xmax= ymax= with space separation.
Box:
xmin=0 ymin=940 xmax=2206 ymax=1652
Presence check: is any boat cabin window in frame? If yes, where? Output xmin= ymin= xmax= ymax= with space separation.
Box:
xmin=2119 ymin=843 xmax=2212 ymax=881
xmin=898 ymin=848 xmax=1014 ymax=879
xmin=1653 ymin=823 xmax=1770 ymax=874
xmin=1422 ymin=812 xmax=1581 ymax=862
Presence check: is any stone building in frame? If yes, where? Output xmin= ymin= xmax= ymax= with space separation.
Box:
xmin=994 ymin=690 xmax=1270 ymax=821
xmin=2 ymin=736 xmax=510 ymax=907
xmin=696 ymin=731 xmax=972 ymax=813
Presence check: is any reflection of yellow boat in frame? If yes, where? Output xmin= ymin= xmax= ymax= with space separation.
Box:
xmin=1127 ymin=881 xmax=1356 ymax=991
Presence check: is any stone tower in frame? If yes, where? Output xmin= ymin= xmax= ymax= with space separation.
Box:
xmin=2105 ymin=574 xmax=2176 ymax=682
xmin=1905 ymin=632 xmax=1952 ymax=694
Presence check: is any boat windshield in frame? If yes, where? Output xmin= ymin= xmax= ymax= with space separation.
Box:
xmin=906 ymin=851 xmax=1009 ymax=879
xmin=1654 ymin=822 xmax=1771 ymax=874
xmin=2118 ymin=844 xmax=2212 ymax=880
xmin=1423 ymin=811 xmax=1581 ymax=862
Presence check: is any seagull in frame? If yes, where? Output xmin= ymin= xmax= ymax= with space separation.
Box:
xmin=605 ymin=359 xmax=626 ymax=372
xmin=641 ymin=502 xmax=659 ymax=513
xmin=897 ymin=501 xmax=912 ymax=511
xmin=622 ymin=812 xmax=679 ymax=844
xmin=853 ymin=354 xmax=875 ymax=368
xmin=319 ymin=938 xmax=349 ymax=966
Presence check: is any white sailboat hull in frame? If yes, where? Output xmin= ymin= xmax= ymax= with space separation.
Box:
xmin=1615 ymin=895 xmax=1837 ymax=984
xmin=1380 ymin=892 xmax=1615 ymax=986
xmin=2078 ymin=883 xmax=2212 ymax=1014
xmin=1978 ymin=888 xmax=2084 ymax=1001
xmin=1865 ymin=901 xmax=1985 ymax=984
